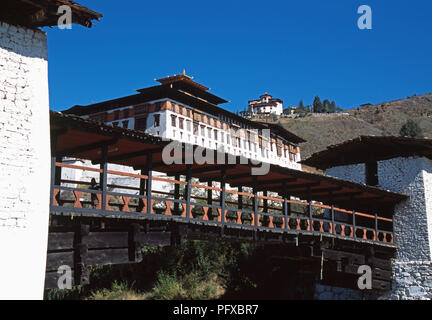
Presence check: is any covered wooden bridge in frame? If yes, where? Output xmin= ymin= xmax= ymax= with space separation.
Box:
xmin=46 ymin=111 xmax=408 ymax=292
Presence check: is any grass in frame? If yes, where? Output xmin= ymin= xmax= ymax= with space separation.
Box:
xmin=45 ymin=239 xmax=315 ymax=300
xmin=87 ymin=281 xmax=152 ymax=300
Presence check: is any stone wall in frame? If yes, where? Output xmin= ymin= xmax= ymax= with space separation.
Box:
xmin=0 ymin=22 xmax=50 ymax=299
xmin=376 ymin=261 xmax=432 ymax=300
xmin=326 ymin=163 xmax=366 ymax=185
xmin=377 ymin=157 xmax=432 ymax=261
xmin=324 ymin=156 xmax=432 ymax=300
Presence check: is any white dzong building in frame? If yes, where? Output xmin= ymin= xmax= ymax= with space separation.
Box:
xmin=248 ymin=93 xmax=284 ymax=116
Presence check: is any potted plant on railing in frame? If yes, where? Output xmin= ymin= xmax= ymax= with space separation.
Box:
xmin=170 ymin=203 xmax=184 ymax=216
xmin=152 ymin=201 xmax=167 ymax=215
xmin=191 ymin=206 xmax=204 ymax=219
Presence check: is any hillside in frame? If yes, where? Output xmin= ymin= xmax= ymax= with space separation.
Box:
xmin=261 ymin=93 xmax=432 ymax=160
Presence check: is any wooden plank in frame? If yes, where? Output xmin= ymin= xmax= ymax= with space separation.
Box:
xmin=372 ymin=279 xmax=391 ymax=291
xmin=46 ymin=251 xmax=74 ymax=272
xmin=86 ymin=248 xmax=130 ymax=266
xmin=47 ymin=232 xmax=74 ymax=251
xmin=369 ymin=257 xmax=392 ymax=270
xmin=343 ymin=265 xmax=392 ymax=281
xmin=139 ymin=232 xmax=171 ymax=246
xmin=323 ymin=249 xmax=365 ymax=265
xmin=373 ymin=268 xmax=392 ymax=281
xmin=83 ymin=232 xmax=129 ymax=249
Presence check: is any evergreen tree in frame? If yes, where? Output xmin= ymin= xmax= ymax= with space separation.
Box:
xmin=400 ymin=119 xmax=424 ymax=139
xmin=329 ymin=101 xmax=337 ymax=113
xmin=298 ymin=100 xmax=305 ymax=111
xmin=323 ymin=99 xmax=331 ymax=113
xmin=313 ymin=96 xmax=323 ymax=113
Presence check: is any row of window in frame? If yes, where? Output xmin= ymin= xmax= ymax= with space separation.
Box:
xmin=134 ymin=114 xmax=160 ymax=131
xmin=112 ymin=120 xmax=130 ymax=129
xmin=170 ymin=114 xmax=297 ymax=160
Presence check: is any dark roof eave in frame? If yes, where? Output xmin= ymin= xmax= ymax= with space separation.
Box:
xmin=302 ymin=135 xmax=432 ymax=169
xmin=0 ymin=0 xmax=102 ymax=29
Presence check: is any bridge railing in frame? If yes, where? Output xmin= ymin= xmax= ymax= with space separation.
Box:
xmin=50 ymin=162 xmax=394 ymax=245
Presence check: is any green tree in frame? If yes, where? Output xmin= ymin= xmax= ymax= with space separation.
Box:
xmin=329 ymin=101 xmax=337 ymax=113
xmin=313 ymin=96 xmax=323 ymax=113
xmin=399 ymin=119 xmax=424 ymax=138
xmin=323 ymin=99 xmax=331 ymax=113
xmin=298 ymin=100 xmax=305 ymax=111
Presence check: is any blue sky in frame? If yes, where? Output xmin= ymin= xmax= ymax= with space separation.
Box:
xmin=46 ymin=0 xmax=432 ymax=113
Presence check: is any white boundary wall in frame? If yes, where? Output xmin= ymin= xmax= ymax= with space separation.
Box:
xmin=0 ymin=22 xmax=50 ymax=299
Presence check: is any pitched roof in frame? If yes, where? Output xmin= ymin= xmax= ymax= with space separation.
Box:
xmin=302 ymin=136 xmax=432 ymax=170
xmin=50 ymin=111 xmax=407 ymax=213
xmin=62 ymin=79 xmax=305 ymax=145
xmin=255 ymin=121 xmax=306 ymax=144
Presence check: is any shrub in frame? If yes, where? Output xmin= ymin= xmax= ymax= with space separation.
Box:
xmin=152 ymin=272 xmax=184 ymax=300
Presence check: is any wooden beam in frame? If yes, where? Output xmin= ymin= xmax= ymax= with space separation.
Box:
xmin=146 ymin=153 xmax=153 ymax=215
xmin=74 ymin=223 xmax=90 ymax=286
xmin=58 ymin=138 xmax=118 ymax=157
xmin=199 ymin=171 xmax=253 ymax=183
xmin=93 ymin=147 xmax=163 ymax=164
xmin=166 ymin=164 xmax=237 ymax=176
xmin=100 ymin=145 xmax=108 ymax=211
xmin=185 ymin=165 xmax=192 ymax=219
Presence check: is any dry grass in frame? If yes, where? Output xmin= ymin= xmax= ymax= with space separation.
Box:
xmin=267 ymin=93 xmax=432 ymax=159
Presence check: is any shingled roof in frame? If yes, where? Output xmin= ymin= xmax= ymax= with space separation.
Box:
xmin=0 ymin=0 xmax=102 ymax=28
xmin=302 ymin=136 xmax=432 ymax=170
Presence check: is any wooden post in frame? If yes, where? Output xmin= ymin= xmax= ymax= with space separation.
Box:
xmin=330 ymin=191 xmax=335 ymax=235
xmin=307 ymin=186 xmax=312 ymax=231
xmin=146 ymin=152 xmax=153 ymax=215
xmin=375 ymin=212 xmax=378 ymax=241
xmin=100 ymin=144 xmax=108 ymax=211
xmin=185 ymin=165 xmax=192 ymax=219
xmin=253 ymin=176 xmax=259 ymax=229
xmin=128 ymin=223 xmax=142 ymax=262
xmin=54 ymin=156 xmax=62 ymax=186
xmin=73 ymin=222 xmax=89 ymax=286
xmin=238 ymin=186 xmax=243 ymax=210
xmin=263 ymin=190 xmax=268 ymax=213
xmin=49 ymin=133 xmax=57 ymax=208
xmin=283 ymin=182 xmax=288 ymax=230
xmin=138 ymin=169 xmax=146 ymax=212
xmin=207 ymin=181 xmax=213 ymax=219
xmin=351 ymin=195 xmax=356 ymax=239
xmin=174 ymin=174 xmax=180 ymax=212
xmin=220 ymin=168 xmax=226 ymax=226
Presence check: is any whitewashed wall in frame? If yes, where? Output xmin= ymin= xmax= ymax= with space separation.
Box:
xmin=325 ymin=156 xmax=432 ymax=300
xmin=326 ymin=163 xmax=366 ymax=185
xmin=0 ymin=22 xmax=50 ymax=299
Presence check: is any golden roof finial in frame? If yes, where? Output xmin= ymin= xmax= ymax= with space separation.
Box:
xmin=182 ymin=68 xmax=186 ymax=76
